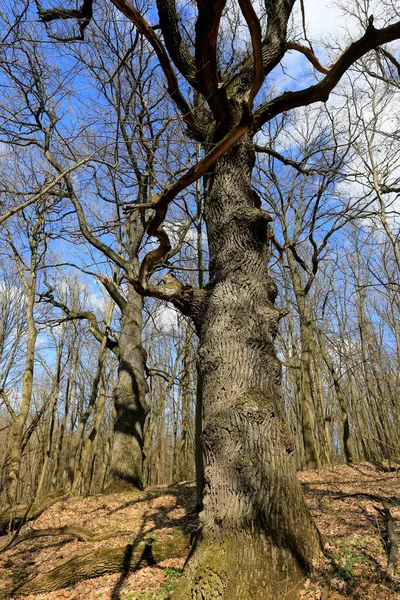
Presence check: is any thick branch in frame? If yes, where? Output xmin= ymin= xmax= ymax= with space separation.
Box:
xmin=0 ymin=525 xmax=138 ymax=553
xmin=38 ymin=0 xmax=93 ymax=39
xmin=97 ymin=275 xmax=127 ymax=312
xmin=155 ymin=0 xmax=198 ymax=87
xmin=125 ymin=110 xmax=252 ymax=299
xmin=238 ymin=0 xmax=263 ymax=106
xmin=231 ymin=0 xmax=296 ymax=96
xmin=252 ymin=20 xmax=400 ymax=130
xmin=126 ymin=20 xmax=400 ymax=306
xmin=195 ymin=0 xmax=231 ymax=124
xmin=0 ymin=489 xmax=68 ymax=536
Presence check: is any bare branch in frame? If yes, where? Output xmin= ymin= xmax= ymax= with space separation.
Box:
xmin=0 ymin=149 xmax=104 ymax=226
xmin=252 ymin=20 xmax=400 ymax=131
xmin=109 ymin=0 xmax=202 ymax=138
xmin=287 ymin=42 xmax=329 ymax=74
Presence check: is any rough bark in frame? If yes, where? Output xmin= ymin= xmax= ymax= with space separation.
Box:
xmin=107 ymin=286 xmax=149 ymax=491
xmin=195 ymin=164 xmax=205 ymax=509
xmin=173 ymin=136 xmax=322 ymax=599
xmin=15 ymin=535 xmax=190 ymax=595
xmin=0 ymin=525 xmax=140 ymax=553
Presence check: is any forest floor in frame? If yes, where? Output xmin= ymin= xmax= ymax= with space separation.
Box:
xmin=0 ymin=462 xmax=399 ymax=599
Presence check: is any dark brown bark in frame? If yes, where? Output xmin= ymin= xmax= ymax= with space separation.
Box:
xmin=173 ymin=136 xmax=322 ymax=599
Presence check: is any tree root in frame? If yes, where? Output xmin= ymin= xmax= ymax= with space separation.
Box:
xmin=332 ymin=492 xmax=393 ymax=503
xmin=0 ymin=489 xmax=68 ymax=536
xmin=14 ymin=534 xmax=190 ymax=596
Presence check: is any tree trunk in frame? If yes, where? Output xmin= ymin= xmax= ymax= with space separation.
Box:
xmin=174 ymin=136 xmax=322 ymax=599
xmin=195 ymin=153 xmax=205 ymax=509
xmin=179 ymin=322 xmax=193 ymax=481
xmin=36 ymin=338 xmax=64 ymax=497
xmin=107 ymin=286 xmax=149 ymax=490
xmin=84 ymin=371 xmax=108 ymax=495
xmin=286 ymin=253 xmax=321 ymax=470
xmin=7 ymin=274 xmax=37 ymax=505
xmin=318 ymin=332 xmax=354 ymax=464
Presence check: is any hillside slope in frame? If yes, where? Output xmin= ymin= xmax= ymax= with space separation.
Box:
xmin=0 ymin=464 xmax=399 ymax=599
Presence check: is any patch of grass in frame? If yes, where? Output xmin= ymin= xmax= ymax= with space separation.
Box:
xmin=326 ymin=536 xmax=376 ymax=590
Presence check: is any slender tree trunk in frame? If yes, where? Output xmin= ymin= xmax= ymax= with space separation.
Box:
xmin=107 ymin=286 xmax=149 ymax=490
xmin=318 ymin=333 xmax=354 ymax=464
xmin=312 ymin=353 xmax=332 ymax=465
xmin=52 ymin=363 xmax=72 ymax=490
xmin=36 ymin=337 xmax=64 ymax=497
xmin=81 ymin=371 xmax=107 ymax=495
xmin=7 ymin=263 xmax=37 ymax=505
xmin=286 ymin=255 xmax=321 ymax=470
xmin=101 ymin=414 xmax=114 ymax=492
xmin=174 ymin=136 xmax=322 ymax=599
xmin=144 ymin=359 xmax=179 ymax=485
xmin=63 ymin=360 xmax=78 ymax=487
xmin=71 ymin=332 xmax=108 ymax=494
xmin=179 ymin=322 xmax=193 ymax=481
xmin=172 ymin=386 xmax=179 ymax=483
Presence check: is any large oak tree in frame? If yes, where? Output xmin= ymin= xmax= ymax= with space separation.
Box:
xmin=35 ymin=1 xmax=400 ymax=597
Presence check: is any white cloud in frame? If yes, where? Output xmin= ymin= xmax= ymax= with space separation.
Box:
xmin=301 ymin=0 xmax=345 ymax=39
xmin=87 ymin=288 xmax=106 ymax=313
xmin=153 ymin=304 xmax=179 ymax=334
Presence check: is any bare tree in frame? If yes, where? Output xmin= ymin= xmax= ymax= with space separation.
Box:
xmin=7 ymin=0 xmax=400 ymax=594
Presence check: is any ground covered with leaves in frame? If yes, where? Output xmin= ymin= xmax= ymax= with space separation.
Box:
xmin=0 ymin=463 xmax=399 ymax=599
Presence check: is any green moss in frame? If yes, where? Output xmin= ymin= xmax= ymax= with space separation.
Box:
xmin=326 ymin=536 xmax=376 ymax=584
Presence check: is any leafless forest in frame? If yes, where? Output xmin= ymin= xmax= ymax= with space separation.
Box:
xmin=0 ymin=0 xmax=400 ymax=598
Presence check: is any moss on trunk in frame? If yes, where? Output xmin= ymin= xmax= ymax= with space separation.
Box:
xmin=14 ymin=535 xmax=190 ymax=596
xmin=173 ymin=533 xmax=308 ymax=600
xmin=0 ymin=488 xmax=68 ymax=536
